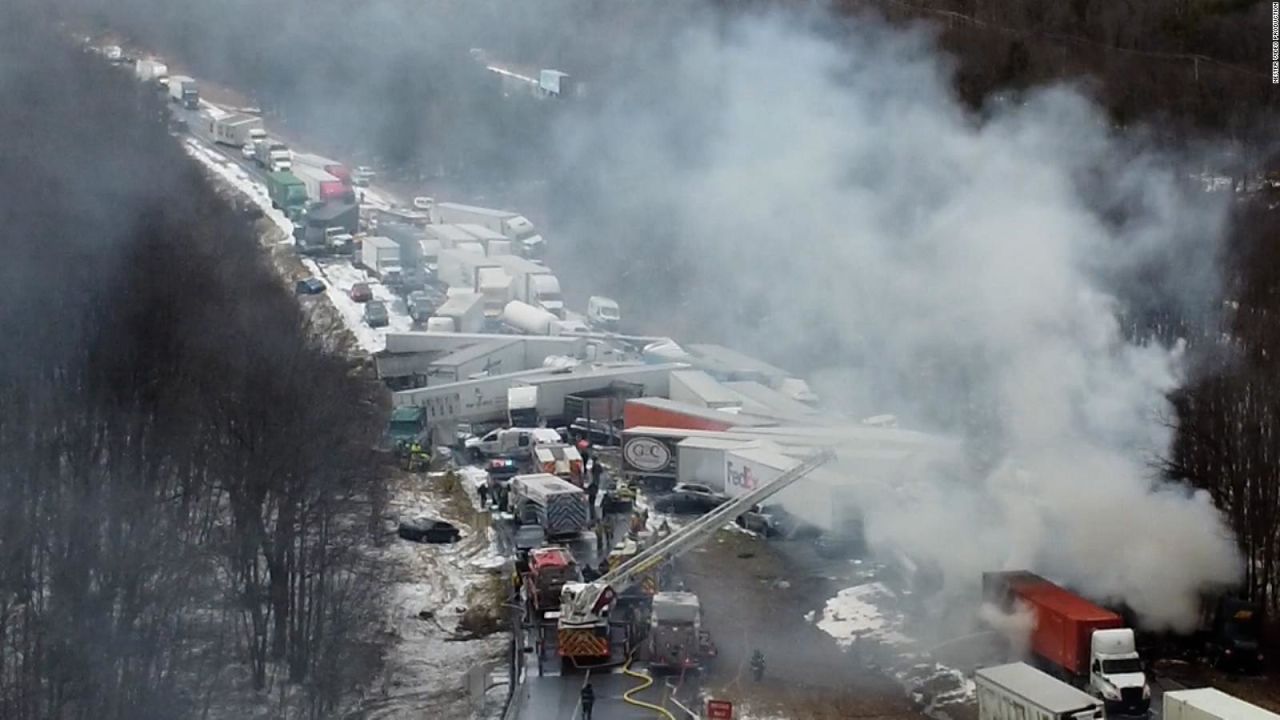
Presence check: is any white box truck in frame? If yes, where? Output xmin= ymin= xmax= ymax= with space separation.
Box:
xmin=492 ymin=255 xmax=564 ymax=317
xmin=435 ymin=293 xmax=485 ymax=334
xmin=455 ymin=223 xmax=508 ymax=254
xmin=359 ymin=237 xmax=402 ymax=280
xmin=1163 ymin=689 xmax=1280 ymax=720
xmin=975 ymin=663 xmax=1102 ymax=720
xmin=424 ymin=224 xmax=479 ymax=250
xmin=431 ymin=202 xmax=545 ymax=257
xmin=134 ymin=59 xmax=168 ymax=83
xmin=210 ymin=113 xmax=265 ymax=147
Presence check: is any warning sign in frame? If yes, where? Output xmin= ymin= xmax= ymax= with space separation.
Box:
xmin=707 ymin=699 xmax=734 ymax=719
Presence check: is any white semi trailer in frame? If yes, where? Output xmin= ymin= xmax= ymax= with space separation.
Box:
xmin=1163 ymin=689 xmax=1280 ymax=720
xmin=975 ymin=663 xmax=1102 ymax=720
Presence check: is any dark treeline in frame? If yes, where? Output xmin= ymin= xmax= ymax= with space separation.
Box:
xmin=0 ymin=8 xmax=385 ymax=719
xmin=844 ymin=0 xmax=1274 ymax=150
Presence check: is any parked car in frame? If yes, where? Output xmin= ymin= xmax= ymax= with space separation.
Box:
xmin=295 ymin=277 xmax=325 ymax=295
xmin=397 ymin=517 xmax=461 ymax=544
xmin=407 ymin=290 xmax=438 ymax=321
xmin=654 ymin=483 xmax=729 ymax=514
xmin=737 ymin=503 xmax=824 ymax=539
xmin=349 ymin=282 xmax=373 ymax=303
xmin=364 ymin=300 xmax=389 ymax=327
xmin=241 ymin=143 xmax=255 ymax=160
xmin=567 ymin=417 xmax=623 ymax=446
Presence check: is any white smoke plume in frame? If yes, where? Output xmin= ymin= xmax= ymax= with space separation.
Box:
xmin=979 ymin=601 xmax=1038 ymax=658
xmin=552 ymin=8 xmax=1242 ymax=630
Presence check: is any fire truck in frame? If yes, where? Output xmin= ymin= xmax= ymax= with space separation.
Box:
xmin=523 ymin=546 xmax=581 ymax=617
xmin=555 ymin=449 xmax=835 ymax=664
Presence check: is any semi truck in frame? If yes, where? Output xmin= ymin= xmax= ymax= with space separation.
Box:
xmin=438 ymin=249 xmax=511 ymax=316
xmin=292 ymin=164 xmax=355 ymax=204
xmin=168 ymin=75 xmax=199 ymax=109
xmin=134 ymin=59 xmax=168 ymax=83
xmin=433 ymin=293 xmax=485 ymax=334
xmin=431 ymin=202 xmax=545 ymax=258
xmin=1163 ymin=688 xmax=1280 ymax=720
xmin=265 ymin=172 xmax=308 ymax=220
xmin=292 ymin=153 xmax=352 ymax=185
xmin=975 ymin=663 xmax=1103 ymax=720
xmin=492 ymin=255 xmax=564 ymax=317
xmin=509 ymin=473 xmax=590 ymax=539
xmin=502 ymin=300 xmax=560 ymax=336
xmin=359 ymin=237 xmax=402 ymax=280
xmin=253 ymin=139 xmax=292 ymax=173
xmin=210 ymin=114 xmax=265 ymax=147
xmin=983 ymin=571 xmax=1150 ymax=714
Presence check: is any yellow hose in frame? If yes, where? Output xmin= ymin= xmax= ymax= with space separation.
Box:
xmin=621 ymin=657 xmax=678 ymax=720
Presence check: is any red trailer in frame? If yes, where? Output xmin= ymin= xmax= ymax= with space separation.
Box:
xmin=623 ymin=397 xmax=774 ymax=432
xmin=983 ymin=571 xmax=1124 ymax=677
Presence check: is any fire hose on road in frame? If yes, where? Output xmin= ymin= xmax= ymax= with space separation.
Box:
xmin=621 ymin=656 xmax=678 ymax=720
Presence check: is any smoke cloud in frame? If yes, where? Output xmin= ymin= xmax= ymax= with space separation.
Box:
xmin=548 ymin=9 xmax=1241 ymax=630
xmin=65 ymin=0 xmax=1242 ymax=630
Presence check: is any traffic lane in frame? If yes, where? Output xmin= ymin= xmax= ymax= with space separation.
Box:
xmin=516 ymin=669 xmax=681 ymax=719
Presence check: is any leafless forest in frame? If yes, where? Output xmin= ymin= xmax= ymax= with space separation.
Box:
xmin=0 ymin=10 xmax=387 ymax=719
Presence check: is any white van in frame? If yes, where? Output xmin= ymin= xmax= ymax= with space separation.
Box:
xmin=465 ymin=427 xmax=562 ymax=460
xmin=587 ymin=296 xmax=620 ymax=330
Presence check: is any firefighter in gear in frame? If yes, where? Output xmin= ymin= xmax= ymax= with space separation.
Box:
xmin=751 ymin=649 xmax=766 ymax=683
xmin=404 ymin=441 xmax=429 ymax=472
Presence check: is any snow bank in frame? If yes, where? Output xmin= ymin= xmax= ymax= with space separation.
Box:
xmin=183 ymin=138 xmax=414 ymax=354
xmin=814 ymin=582 xmax=911 ymax=648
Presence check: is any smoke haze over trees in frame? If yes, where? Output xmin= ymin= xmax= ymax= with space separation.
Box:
xmin=0 ymin=7 xmax=386 ymax=718
xmin=23 ymin=0 xmax=1280 ymax=662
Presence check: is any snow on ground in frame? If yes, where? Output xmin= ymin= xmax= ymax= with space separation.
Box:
xmin=183 ymin=137 xmax=415 ymax=354
xmin=303 ymin=259 xmax=413 ymax=353
xmin=359 ymin=471 xmax=507 ymax=720
xmin=814 ymin=582 xmax=912 ymax=648
xmin=812 ymin=581 xmax=977 ymax=715
xmin=183 ymin=138 xmax=293 ymax=237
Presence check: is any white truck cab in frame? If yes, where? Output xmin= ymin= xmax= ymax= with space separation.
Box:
xmin=587 ymin=296 xmax=620 ymax=330
xmin=1089 ymin=629 xmax=1150 ymax=714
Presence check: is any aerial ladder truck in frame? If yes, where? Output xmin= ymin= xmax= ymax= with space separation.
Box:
xmin=555 ymin=449 xmax=836 ymax=664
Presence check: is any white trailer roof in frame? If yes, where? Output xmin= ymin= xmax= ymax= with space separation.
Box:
xmin=293 ymin=152 xmax=340 ymax=167
xmin=436 ymin=292 xmax=484 ymax=316
xmin=424 ymin=224 xmax=478 ymax=243
xmin=512 ymin=473 xmax=583 ymax=503
xmin=291 ymin=164 xmax=339 ymax=183
xmin=436 ymin=202 xmax=517 ymax=218
xmin=671 ymin=369 xmax=745 ymax=408
xmin=431 ymin=338 xmax=521 ymax=368
xmin=455 ymin=223 xmax=507 ymax=241
xmin=364 ymin=236 xmax=399 ymax=251
xmin=976 ymin=663 xmax=1099 ymax=715
xmin=1164 ymin=689 xmax=1280 ymax=720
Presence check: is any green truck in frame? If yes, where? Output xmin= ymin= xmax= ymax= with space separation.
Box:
xmin=266 ymin=171 xmax=309 ymax=221
xmin=387 ymin=406 xmax=429 ymax=449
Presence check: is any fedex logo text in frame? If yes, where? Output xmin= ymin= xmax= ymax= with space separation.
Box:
xmin=726 ymin=461 xmax=760 ymax=493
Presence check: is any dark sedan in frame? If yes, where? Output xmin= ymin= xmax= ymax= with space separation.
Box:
xmin=653 ymin=483 xmax=729 ymax=514
xmin=398 ymin=517 xmax=461 ymax=544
